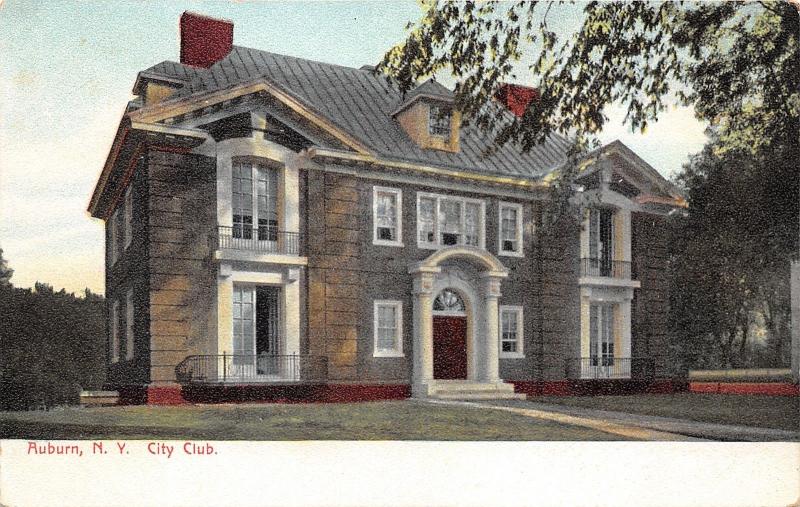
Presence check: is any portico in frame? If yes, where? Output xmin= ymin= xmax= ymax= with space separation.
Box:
xmin=409 ymin=246 xmax=519 ymax=399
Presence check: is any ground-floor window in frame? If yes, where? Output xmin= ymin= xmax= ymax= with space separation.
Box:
xmin=125 ymin=288 xmax=134 ymax=360
xmin=232 ymin=284 xmax=282 ymax=374
xmin=110 ymin=299 xmax=119 ymax=363
xmin=499 ymin=305 xmax=524 ymax=358
xmin=373 ymin=300 xmax=403 ymax=357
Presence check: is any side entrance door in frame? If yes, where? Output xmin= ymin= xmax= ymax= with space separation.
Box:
xmin=433 ymin=316 xmax=468 ymax=379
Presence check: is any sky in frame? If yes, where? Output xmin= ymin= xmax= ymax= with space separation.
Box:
xmin=0 ymin=1 xmax=708 ymax=295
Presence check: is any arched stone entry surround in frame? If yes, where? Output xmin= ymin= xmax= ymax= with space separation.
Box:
xmin=409 ymin=246 xmax=509 ymax=398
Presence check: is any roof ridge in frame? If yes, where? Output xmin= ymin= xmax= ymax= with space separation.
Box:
xmin=232 ymin=44 xmax=390 ymax=78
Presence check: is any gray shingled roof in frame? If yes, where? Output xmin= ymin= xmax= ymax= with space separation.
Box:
xmin=149 ymin=46 xmax=572 ymax=179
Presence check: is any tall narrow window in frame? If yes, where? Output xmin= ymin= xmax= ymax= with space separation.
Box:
xmin=499 ymin=202 xmax=523 ymax=256
xmin=589 ymin=304 xmax=614 ymax=367
xmin=417 ymin=193 xmax=485 ymax=249
xmin=232 ymin=162 xmax=254 ymax=239
xmin=109 ymin=208 xmax=120 ymax=265
xmin=588 ymin=208 xmax=614 ymax=276
xmin=464 ymin=202 xmax=481 ymax=247
xmin=429 ymin=105 xmax=451 ymax=137
xmin=232 ymin=285 xmax=255 ymax=365
xmin=499 ymin=306 xmax=524 ymax=357
xmin=125 ymin=288 xmax=134 ymax=360
xmin=373 ymin=187 xmax=403 ymax=246
xmin=232 ymin=161 xmax=279 ymax=241
xmin=439 ymin=199 xmax=462 ymax=245
xmin=124 ymin=186 xmax=133 ymax=249
xmin=418 ymin=196 xmax=436 ymax=244
xmin=374 ymin=300 xmax=403 ymax=357
xmin=110 ymin=300 xmax=119 ymax=363
xmin=256 ymin=165 xmax=279 ymax=241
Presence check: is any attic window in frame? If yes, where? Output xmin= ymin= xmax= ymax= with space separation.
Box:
xmin=429 ymin=105 xmax=451 ymax=137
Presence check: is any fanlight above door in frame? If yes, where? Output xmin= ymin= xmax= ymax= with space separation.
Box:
xmin=433 ymin=289 xmax=465 ymax=313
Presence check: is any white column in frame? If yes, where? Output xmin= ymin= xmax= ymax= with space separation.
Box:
xmin=283 ymin=268 xmax=301 ymax=357
xmin=480 ymin=272 xmax=505 ymax=383
xmin=411 ymin=267 xmax=439 ymax=397
xmin=620 ymin=297 xmax=632 ymax=360
xmin=216 ymin=267 xmax=233 ymax=356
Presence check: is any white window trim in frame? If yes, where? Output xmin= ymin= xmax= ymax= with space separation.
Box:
xmin=124 ymin=185 xmax=133 ymax=250
xmin=498 ymin=201 xmax=524 ymax=257
xmin=111 ymin=300 xmax=120 ymax=363
xmin=373 ymin=300 xmax=404 ymax=357
xmin=416 ymin=192 xmax=486 ymax=250
xmin=125 ymin=288 xmax=134 ymax=361
xmin=372 ymin=186 xmax=404 ymax=247
xmin=110 ymin=208 xmax=119 ymax=266
xmin=499 ymin=305 xmax=524 ymax=358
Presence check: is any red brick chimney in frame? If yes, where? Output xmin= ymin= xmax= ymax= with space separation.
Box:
xmin=179 ymin=12 xmax=233 ymax=68
xmin=495 ymin=83 xmax=539 ymax=118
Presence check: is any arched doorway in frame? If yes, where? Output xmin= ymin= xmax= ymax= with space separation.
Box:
xmin=432 ymin=289 xmax=468 ymax=379
xmin=408 ymin=245 xmax=510 ymax=397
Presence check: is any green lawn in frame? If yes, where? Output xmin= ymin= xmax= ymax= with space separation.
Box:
xmin=533 ymin=393 xmax=800 ymax=432
xmin=0 ymin=400 xmax=631 ymax=440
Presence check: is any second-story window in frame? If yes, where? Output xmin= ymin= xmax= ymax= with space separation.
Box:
xmin=588 ymin=208 xmax=615 ymax=276
xmin=417 ymin=193 xmax=484 ymax=249
xmin=499 ymin=202 xmax=523 ymax=256
xmin=109 ymin=208 xmax=120 ymax=266
xmin=373 ymin=186 xmax=403 ymax=246
xmin=124 ymin=185 xmax=133 ymax=249
xmin=429 ymin=105 xmax=451 ymax=137
xmin=232 ymin=161 xmax=279 ymax=241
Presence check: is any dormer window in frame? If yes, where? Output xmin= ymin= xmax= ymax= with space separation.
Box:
xmin=392 ymin=78 xmax=460 ymax=153
xmin=429 ymin=105 xmax=451 ymax=137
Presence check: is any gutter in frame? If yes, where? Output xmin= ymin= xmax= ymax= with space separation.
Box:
xmin=305 ymin=147 xmax=549 ymax=190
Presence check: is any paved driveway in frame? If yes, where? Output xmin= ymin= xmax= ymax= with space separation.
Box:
xmin=426 ymin=399 xmax=800 ymax=442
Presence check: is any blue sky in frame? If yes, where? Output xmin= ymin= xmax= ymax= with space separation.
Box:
xmin=0 ymin=1 xmax=708 ymax=294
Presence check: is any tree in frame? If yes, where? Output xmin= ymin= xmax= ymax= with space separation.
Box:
xmin=0 ymin=248 xmax=13 ymax=287
xmin=379 ymin=1 xmax=798 ymax=157
xmin=668 ymin=139 xmax=794 ymax=369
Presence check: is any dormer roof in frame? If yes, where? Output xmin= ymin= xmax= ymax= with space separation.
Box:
xmin=391 ymin=78 xmax=454 ymax=117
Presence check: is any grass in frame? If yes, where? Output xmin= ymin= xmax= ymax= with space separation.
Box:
xmin=0 ymin=400 xmax=632 ymax=441
xmin=533 ymin=393 xmax=800 ymax=432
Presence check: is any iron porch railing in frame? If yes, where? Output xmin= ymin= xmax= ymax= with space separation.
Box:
xmin=175 ymin=354 xmax=328 ymax=384
xmin=565 ymin=357 xmax=656 ymax=380
xmin=580 ymin=258 xmax=632 ymax=279
xmin=216 ymin=225 xmax=302 ymax=255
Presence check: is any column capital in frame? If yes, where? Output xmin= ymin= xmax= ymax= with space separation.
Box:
xmin=412 ymin=271 xmax=438 ymax=296
xmin=482 ymin=275 xmax=503 ymax=298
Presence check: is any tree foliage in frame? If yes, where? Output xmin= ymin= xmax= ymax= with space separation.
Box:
xmin=379 ymin=1 xmax=798 ymax=155
xmin=0 ymin=248 xmax=13 ymax=286
xmin=668 ymin=138 xmax=796 ymax=369
xmin=0 ymin=271 xmax=106 ymax=410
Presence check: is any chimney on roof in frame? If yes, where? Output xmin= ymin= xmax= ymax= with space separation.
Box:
xmin=495 ymin=83 xmax=539 ymax=118
xmin=179 ymin=12 xmax=233 ymax=68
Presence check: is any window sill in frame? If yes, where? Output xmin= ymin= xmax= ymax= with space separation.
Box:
xmin=373 ymin=240 xmax=405 ymax=248
xmin=373 ymin=352 xmax=405 ymax=358
xmin=498 ymin=250 xmax=524 ymax=258
xmin=500 ymin=353 xmax=525 ymax=359
xmin=416 ymin=242 xmax=486 ymax=251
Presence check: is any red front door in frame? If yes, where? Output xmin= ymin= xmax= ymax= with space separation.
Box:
xmin=433 ymin=316 xmax=468 ymax=379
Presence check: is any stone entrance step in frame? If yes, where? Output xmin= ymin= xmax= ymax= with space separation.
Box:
xmin=425 ymin=380 xmax=526 ymax=400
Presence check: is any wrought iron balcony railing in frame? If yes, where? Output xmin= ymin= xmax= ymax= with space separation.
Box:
xmin=580 ymin=258 xmax=632 ymax=279
xmin=564 ymin=357 xmax=656 ymax=380
xmin=216 ymin=225 xmax=302 ymax=255
xmin=175 ymin=354 xmax=328 ymax=384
